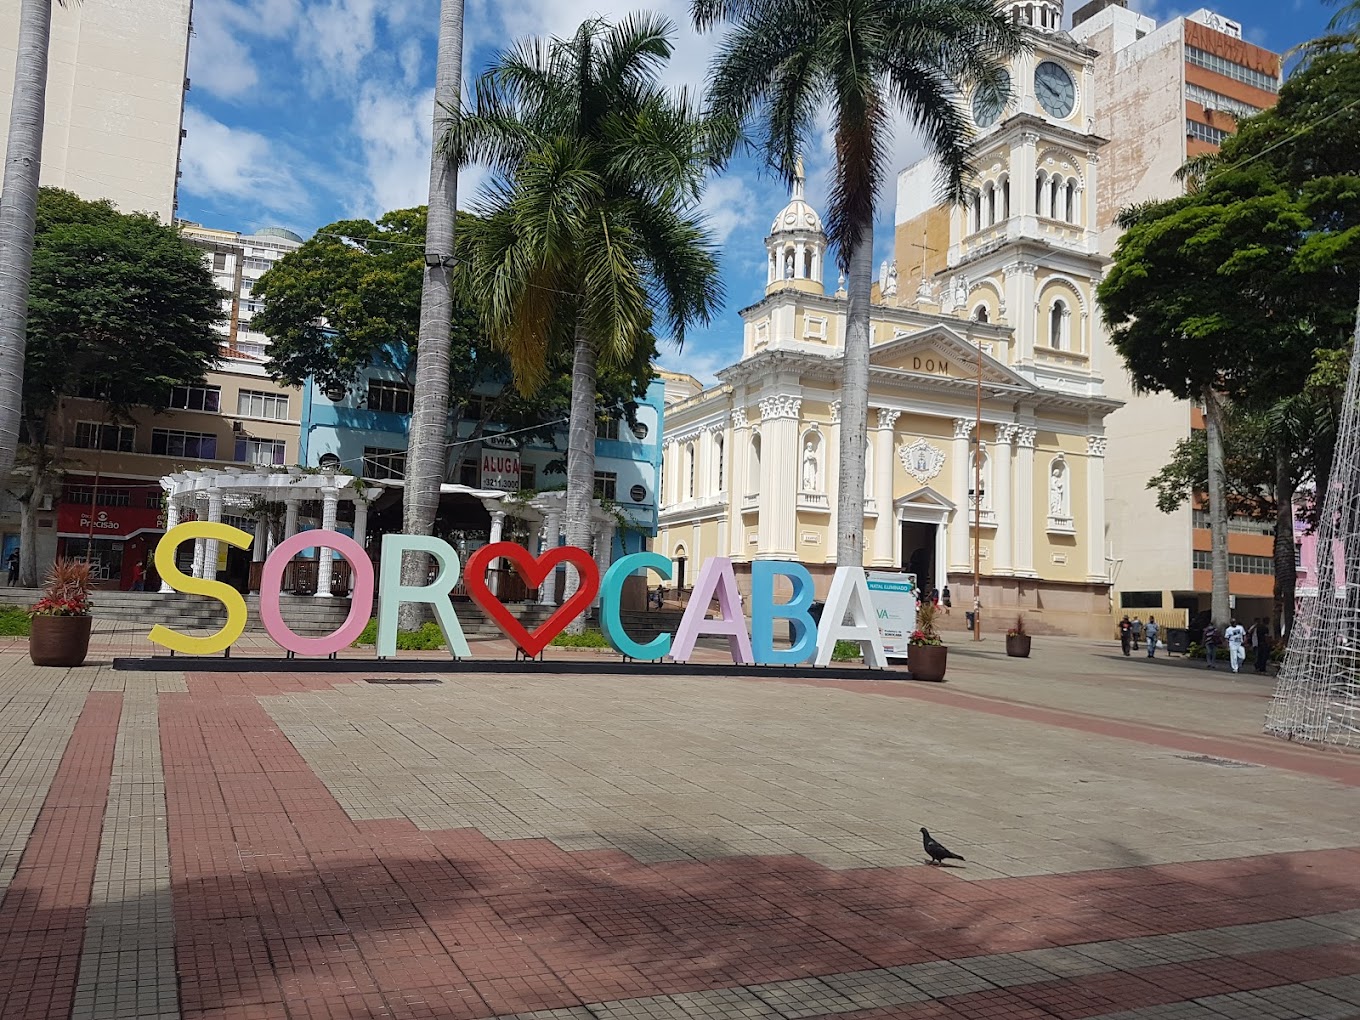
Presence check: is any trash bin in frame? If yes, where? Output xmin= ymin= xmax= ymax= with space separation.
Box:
xmin=789 ymin=601 xmax=825 ymax=644
xmin=965 ymin=611 xmax=976 ymax=631
xmin=1167 ymin=628 xmax=1190 ymax=654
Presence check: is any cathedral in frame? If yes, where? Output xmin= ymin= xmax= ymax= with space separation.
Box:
xmin=656 ymin=0 xmax=1120 ymax=637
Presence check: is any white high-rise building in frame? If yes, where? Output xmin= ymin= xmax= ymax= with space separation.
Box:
xmin=0 ymin=0 xmax=193 ymax=220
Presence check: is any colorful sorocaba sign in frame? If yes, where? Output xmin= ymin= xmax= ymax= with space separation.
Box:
xmin=150 ymin=522 xmax=889 ymax=667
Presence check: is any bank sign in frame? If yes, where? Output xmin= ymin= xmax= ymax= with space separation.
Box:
xmin=149 ymin=522 xmax=890 ymax=667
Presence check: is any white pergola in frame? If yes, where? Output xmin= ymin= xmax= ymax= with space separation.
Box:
xmin=158 ymin=466 xmax=382 ymax=596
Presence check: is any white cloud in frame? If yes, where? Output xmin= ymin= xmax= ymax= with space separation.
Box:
xmin=179 ymin=108 xmax=308 ymax=212
xmin=188 ymin=0 xmax=261 ymax=99
xmin=296 ymin=0 xmax=382 ymax=91
xmin=698 ymin=175 xmax=758 ymax=244
xmin=656 ymin=341 xmax=735 ymax=385
xmin=351 ymin=83 xmax=435 ymax=213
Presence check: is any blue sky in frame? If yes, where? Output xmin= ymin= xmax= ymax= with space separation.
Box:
xmin=178 ymin=0 xmax=1334 ymax=383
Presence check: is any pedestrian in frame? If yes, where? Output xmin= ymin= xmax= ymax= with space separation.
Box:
xmin=5 ymin=548 xmax=17 ymax=587
xmin=1119 ymin=615 xmax=1132 ymax=656
xmin=942 ymin=586 xmax=952 ymax=614
xmin=1132 ymin=615 xmax=1143 ymax=651
xmin=1202 ymin=621 xmax=1220 ymax=669
xmin=1224 ymin=618 xmax=1247 ymax=673
xmin=129 ymin=560 xmax=146 ymax=592
xmin=930 ymin=587 xmax=940 ymax=609
xmin=1254 ymin=618 xmax=1272 ymax=674
xmin=1144 ymin=615 xmax=1159 ymax=658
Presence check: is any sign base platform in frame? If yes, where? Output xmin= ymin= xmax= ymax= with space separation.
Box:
xmin=110 ymin=655 xmax=924 ymax=680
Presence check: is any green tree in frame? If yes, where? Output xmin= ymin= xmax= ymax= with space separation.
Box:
xmin=251 ymin=206 xmax=655 ymax=466
xmin=453 ymin=14 xmax=724 ymax=631
xmin=0 ymin=0 xmax=79 ymax=479
xmin=692 ymin=0 xmax=1025 ymax=568
xmin=9 ymin=189 xmax=223 ymax=585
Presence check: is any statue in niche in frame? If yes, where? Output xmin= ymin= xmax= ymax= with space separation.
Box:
xmin=802 ymin=442 xmax=819 ymax=491
xmin=884 ymin=260 xmax=899 ymax=297
xmin=1049 ymin=464 xmax=1066 ymax=515
xmin=785 ymin=251 xmax=795 ymax=278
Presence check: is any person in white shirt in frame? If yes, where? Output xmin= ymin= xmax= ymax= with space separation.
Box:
xmin=1224 ymin=618 xmax=1247 ymax=673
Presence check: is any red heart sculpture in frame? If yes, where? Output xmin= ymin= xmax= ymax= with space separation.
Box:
xmin=464 ymin=542 xmax=601 ymax=656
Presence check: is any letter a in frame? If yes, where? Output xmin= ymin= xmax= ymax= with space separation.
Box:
xmin=815 ymin=566 xmax=887 ymax=668
xmin=671 ymin=557 xmax=753 ymax=664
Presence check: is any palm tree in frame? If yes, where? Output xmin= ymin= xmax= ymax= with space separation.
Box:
xmin=693 ymin=0 xmax=1025 ymax=568
xmin=399 ymin=0 xmax=465 ymax=629
xmin=0 ymin=0 xmax=76 ymax=478
xmin=453 ymin=14 xmax=724 ymax=630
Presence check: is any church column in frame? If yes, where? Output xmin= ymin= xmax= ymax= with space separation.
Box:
xmin=950 ymin=418 xmax=973 ymax=570
xmin=757 ymin=395 xmax=800 ymax=557
xmin=728 ymin=409 xmax=749 ymax=557
xmin=1003 ymin=261 xmax=1038 ymax=358
xmin=1014 ymin=426 xmax=1037 ymax=576
xmin=992 ymin=425 xmax=1016 ymax=575
xmin=793 ymin=242 xmax=806 ymax=279
xmin=767 ymin=251 xmax=777 ymax=285
xmin=825 ymin=401 xmax=841 ymax=543
xmin=871 ymin=408 xmax=900 ymax=567
xmin=1086 ymin=435 xmax=1108 ymax=582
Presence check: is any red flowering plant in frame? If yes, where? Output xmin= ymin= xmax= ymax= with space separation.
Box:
xmin=909 ymin=601 xmax=944 ymax=647
xmin=1006 ymin=614 xmax=1027 ymax=638
xmin=29 ymin=558 xmax=94 ymax=617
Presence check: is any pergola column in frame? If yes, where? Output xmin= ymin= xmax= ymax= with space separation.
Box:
xmin=488 ymin=509 xmax=507 ymax=596
xmin=593 ymin=518 xmax=616 ymax=606
xmin=201 ymin=487 xmax=223 ymax=581
xmin=314 ymin=483 xmax=339 ymax=598
xmin=539 ymin=510 xmax=562 ymax=605
xmin=159 ymin=497 xmax=181 ymax=592
xmin=252 ymin=518 xmax=267 ymax=563
xmin=284 ymin=498 xmax=300 ymax=540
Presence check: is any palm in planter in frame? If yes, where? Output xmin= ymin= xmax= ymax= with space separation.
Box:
xmin=908 ymin=601 xmax=948 ymax=681
xmin=1005 ymin=614 xmax=1031 ymax=658
xmin=28 ymin=558 xmax=93 ymax=666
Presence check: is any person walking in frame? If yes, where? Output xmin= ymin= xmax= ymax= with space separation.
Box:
xmin=1119 ymin=615 xmax=1133 ymax=656
xmin=1253 ymin=618 xmax=1272 ymax=673
xmin=128 ymin=560 xmax=146 ymax=592
xmin=1225 ymin=618 xmax=1247 ymax=673
xmin=1144 ymin=615 xmax=1160 ymax=658
xmin=1202 ymin=621 xmax=1220 ymax=669
xmin=5 ymin=548 xmax=17 ymax=586
xmin=1132 ymin=616 xmax=1143 ymax=651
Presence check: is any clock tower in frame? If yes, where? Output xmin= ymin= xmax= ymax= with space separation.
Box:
xmin=892 ymin=0 xmax=1108 ymax=402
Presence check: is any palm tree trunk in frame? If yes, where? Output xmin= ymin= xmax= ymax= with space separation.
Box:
xmin=1272 ymin=438 xmax=1296 ymax=638
xmin=1204 ymin=386 xmax=1231 ymax=627
xmin=561 ymin=315 xmax=597 ymax=635
xmin=398 ymin=0 xmax=464 ymax=631
xmin=836 ymin=227 xmax=873 ymax=568
xmin=0 ymin=0 xmax=56 ymax=478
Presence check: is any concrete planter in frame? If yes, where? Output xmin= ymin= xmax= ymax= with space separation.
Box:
xmin=29 ymin=615 xmax=92 ymax=667
xmin=908 ymin=643 xmax=948 ymax=682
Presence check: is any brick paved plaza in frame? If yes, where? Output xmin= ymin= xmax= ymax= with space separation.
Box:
xmin=1 ymin=625 xmax=1358 ymax=1020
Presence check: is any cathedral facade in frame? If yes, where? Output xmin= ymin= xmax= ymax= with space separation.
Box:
xmin=656 ymin=1 xmax=1120 ymax=637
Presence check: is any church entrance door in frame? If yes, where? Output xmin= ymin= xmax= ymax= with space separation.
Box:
xmin=901 ymin=521 xmax=938 ymax=591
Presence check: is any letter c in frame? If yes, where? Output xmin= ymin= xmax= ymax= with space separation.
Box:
xmin=600 ymin=552 xmax=673 ymax=660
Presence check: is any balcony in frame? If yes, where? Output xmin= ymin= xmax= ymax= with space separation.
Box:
xmin=969 ymin=508 xmax=998 ymax=528
xmin=797 ymin=490 xmax=830 ymax=512
xmin=1047 ymin=515 xmax=1076 ymax=535
xmin=742 ymin=492 xmax=760 ymax=512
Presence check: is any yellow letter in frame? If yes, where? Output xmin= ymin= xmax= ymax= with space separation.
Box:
xmin=149 ymin=522 xmax=252 ymax=655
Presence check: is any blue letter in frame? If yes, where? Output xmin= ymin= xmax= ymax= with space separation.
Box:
xmin=750 ymin=561 xmax=817 ymax=665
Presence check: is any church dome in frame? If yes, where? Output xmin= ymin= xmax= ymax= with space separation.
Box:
xmin=769 ymin=162 xmax=824 ymax=235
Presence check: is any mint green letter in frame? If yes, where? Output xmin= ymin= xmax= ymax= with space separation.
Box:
xmin=376 ymin=535 xmax=471 ymax=658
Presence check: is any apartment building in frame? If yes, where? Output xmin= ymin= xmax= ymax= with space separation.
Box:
xmin=1070 ymin=3 xmax=1282 ymax=626
xmin=0 ymin=0 xmax=193 ymax=220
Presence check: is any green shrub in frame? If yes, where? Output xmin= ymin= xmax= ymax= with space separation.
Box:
xmin=352 ymin=618 xmax=446 ymax=650
xmin=832 ymin=639 xmax=862 ymax=662
xmin=0 ymin=605 xmax=31 ymax=636
xmin=550 ymin=629 xmax=609 ymax=648
xmin=1186 ymin=642 xmax=1229 ymax=661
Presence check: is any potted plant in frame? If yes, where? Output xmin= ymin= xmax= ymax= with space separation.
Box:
xmin=1005 ymin=614 xmax=1031 ymax=658
xmin=908 ymin=601 xmax=948 ymax=681
xmin=29 ymin=558 xmax=94 ymax=667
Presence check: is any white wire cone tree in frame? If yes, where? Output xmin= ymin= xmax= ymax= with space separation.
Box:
xmin=1264 ymin=300 xmax=1360 ymax=748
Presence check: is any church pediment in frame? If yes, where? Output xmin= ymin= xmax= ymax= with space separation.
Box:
xmin=871 ymin=324 xmax=1034 ymax=391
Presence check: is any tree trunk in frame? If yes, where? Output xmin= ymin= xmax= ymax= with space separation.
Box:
xmin=1203 ymin=387 xmax=1231 ymax=627
xmin=561 ymin=317 xmax=598 ymax=635
xmin=835 ymin=225 xmax=873 ymax=569
xmin=1272 ymin=438 xmax=1296 ymax=639
xmin=0 ymin=0 xmax=56 ymax=478
xmin=397 ymin=0 xmax=464 ymax=632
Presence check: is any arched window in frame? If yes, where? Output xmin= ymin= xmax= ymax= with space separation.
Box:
xmin=673 ymin=544 xmax=689 ymax=591
xmin=1049 ymin=178 xmax=1061 ymax=219
xmin=1065 ymin=180 xmax=1078 ymax=222
xmin=713 ymin=433 xmax=725 ymax=492
xmin=1050 ymin=299 xmax=1067 ymax=349
xmin=972 ymin=191 xmax=982 ymax=233
xmin=685 ymin=441 xmax=696 ymax=499
xmin=972 ymin=305 xmax=989 ymax=323
xmin=1002 ymin=178 xmax=1011 ymax=220
xmin=747 ymin=432 xmax=761 ymax=495
xmin=985 ymin=183 xmax=996 ymax=226
xmin=1035 ymin=172 xmax=1046 ymax=217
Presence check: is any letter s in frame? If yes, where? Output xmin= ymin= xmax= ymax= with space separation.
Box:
xmin=149 ymin=522 xmax=252 ymax=655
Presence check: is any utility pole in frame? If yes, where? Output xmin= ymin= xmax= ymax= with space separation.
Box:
xmin=973 ymin=327 xmax=983 ymax=641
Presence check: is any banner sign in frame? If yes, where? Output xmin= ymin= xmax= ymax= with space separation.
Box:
xmin=480 ymin=448 xmax=520 ymax=491
xmin=866 ymin=571 xmax=918 ymax=658
xmin=147 ymin=524 xmax=892 ymax=668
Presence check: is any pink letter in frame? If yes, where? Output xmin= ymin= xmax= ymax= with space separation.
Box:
xmin=670 ymin=556 xmax=753 ymax=664
xmin=260 ymin=530 xmax=374 ymax=656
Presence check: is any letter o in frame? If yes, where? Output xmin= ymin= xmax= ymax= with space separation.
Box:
xmin=260 ymin=530 xmax=375 ymax=655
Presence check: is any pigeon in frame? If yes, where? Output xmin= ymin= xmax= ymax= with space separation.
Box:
xmin=921 ymin=827 xmax=965 ymax=865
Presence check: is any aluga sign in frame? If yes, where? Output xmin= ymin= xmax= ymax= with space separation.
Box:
xmin=150 ymin=522 xmax=890 ymax=666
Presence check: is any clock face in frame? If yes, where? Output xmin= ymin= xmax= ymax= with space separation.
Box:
xmin=971 ymin=70 xmax=1011 ymax=128
xmin=1034 ymin=60 xmax=1076 ymax=119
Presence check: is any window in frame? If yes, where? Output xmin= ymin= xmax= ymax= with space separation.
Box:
xmin=630 ymin=420 xmax=650 ymax=440
xmin=1184 ymin=82 xmax=1263 ymax=120
xmin=1050 ymin=300 xmax=1067 ymax=349
xmin=152 ymin=428 xmax=217 ymax=459
xmin=65 ymin=486 xmax=131 ymax=507
xmin=363 ymin=446 xmax=406 ymax=480
xmin=1186 ymin=119 xmax=1230 ymax=145
xmin=685 ymin=442 xmax=696 ymax=499
xmin=458 ymin=458 xmax=478 ymax=487
xmin=169 ymin=385 xmax=221 ymax=412
xmin=747 ymin=433 xmax=762 ymax=495
xmin=597 ymin=410 xmax=622 ymax=441
xmin=1002 ymin=178 xmax=1011 ymax=220
xmin=593 ymin=471 xmax=617 ymax=501
xmin=212 ymin=252 xmax=227 ymax=271
xmin=1120 ymin=591 xmax=1163 ymax=609
xmin=972 ymin=306 xmax=989 ymax=323
xmin=1185 ymin=46 xmax=1280 ymax=93
xmin=1294 ymin=544 xmax=1303 ymax=570
xmin=1065 ymin=180 xmax=1077 ymax=222
xmin=367 ymin=380 xmax=414 ymax=415
xmin=73 ymin=421 xmax=135 ymax=452
xmin=461 ymin=394 xmax=490 ymax=421
xmin=237 ymin=389 xmax=288 ymax=420
xmin=520 ymin=463 xmax=536 ymax=491
xmin=1192 ymin=550 xmax=1274 ymax=575
xmin=235 ymin=436 xmax=286 ymax=465
xmin=713 ymin=433 xmax=725 ymax=492
xmin=1191 ymin=510 xmax=1274 ymax=535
